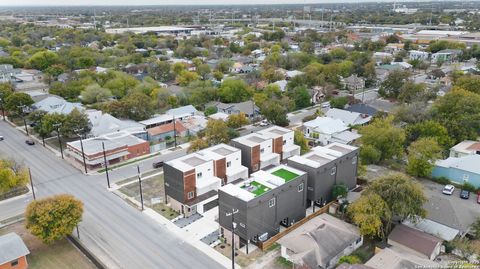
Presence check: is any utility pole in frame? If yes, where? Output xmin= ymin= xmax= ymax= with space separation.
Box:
xmin=28 ymin=168 xmax=35 ymax=200
xmin=76 ymin=225 xmax=80 ymax=239
xmin=74 ymin=129 xmax=88 ymax=174
xmin=226 ymin=208 xmax=239 ymax=269
xmin=0 ymin=97 xmax=5 ymax=120
xmin=53 ymin=123 xmax=63 ymax=159
xmin=137 ymin=165 xmax=144 ymax=211
xmin=173 ymin=116 xmax=177 ymax=148
xmin=102 ymin=142 xmax=111 ymax=188
xmin=17 ymin=105 xmax=29 ymax=135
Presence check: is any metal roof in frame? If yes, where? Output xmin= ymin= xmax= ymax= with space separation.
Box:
xmin=0 ymin=233 xmax=29 ymax=265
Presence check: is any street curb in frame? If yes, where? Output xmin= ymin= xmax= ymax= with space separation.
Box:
xmin=68 ymin=235 xmax=107 ymax=269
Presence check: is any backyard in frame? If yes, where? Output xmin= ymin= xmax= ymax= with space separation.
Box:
xmin=118 ymin=173 xmax=179 ymax=220
xmin=0 ymin=222 xmax=96 ymax=269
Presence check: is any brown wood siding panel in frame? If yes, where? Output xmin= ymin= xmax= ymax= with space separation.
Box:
xmin=183 ymin=169 xmax=196 ymax=201
xmin=273 ymin=137 xmax=283 ymax=159
xmin=215 ymin=158 xmax=227 ymax=184
xmin=251 ymin=145 xmax=260 ymax=172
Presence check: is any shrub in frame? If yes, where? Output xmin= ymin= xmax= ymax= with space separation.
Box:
xmin=431 ymin=176 xmax=450 ymax=185
xmin=462 ymin=182 xmax=476 ymax=192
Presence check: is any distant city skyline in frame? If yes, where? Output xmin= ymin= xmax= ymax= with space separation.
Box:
xmin=0 ymin=0 xmax=460 ymax=7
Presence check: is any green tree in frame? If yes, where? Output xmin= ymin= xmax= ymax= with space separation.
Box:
xmin=431 ymin=89 xmax=480 ymax=144
xmin=205 ymin=119 xmax=230 ymax=145
xmin=398 ymin=82 xmax=427 ymax=103
xmin=454 ymin=75 xmax=480 ymax=94
xmin=148 ymin=61 xmax=173 ymax=82
xmin=0 ymin=159 xmax=29 ymax=194
xmin=188 ymin=138 xmax=209 ymax=153
xmin=61 ymin=109 xmax=91 ymax=138
xmin=367 ymin=173 xmax=427 ymax=223
xmin=176 ymin=71 xmax=200 ymax=86
xmin=218 ymin=79 xmax=253 ymax=103
xmin=291 ymin=86 xmax=311 ymax=110
xmin=332 ymin=183 xmax=348 ymax=200
xmin=406 ymin=138 xmax=442 ymax=177
xmin=379 ymin=70 xmax=411 ymax=99
xmin=405 ymin=120 xmax=452 ymax=148
xmin=260 ymin=99 xmax=289 ymax=127
xmin=81 ymin=84 xmax=112 ymax=104
xmin=226 ymin=113 xmax=250 ymax=129
xmin=338 ymin=255 xmax=362 ymax=265
xmin=348 ymin=193 xmax=392 ymax=240
xmin=359 ymin=116 xmax=405 ymax=164
xmin=204 ymin=106 xmax=218 ymax=117
xmin=25 ymin=194 xmax=83 ymax=244
xmin=196 ymin=64 xmax=211 ymax=80
xmin=120 ymin=92 xmax=154 ymax=121
xmin=5 ymin=92 xmax=34 ymax=116
xmin=471 ymin=217 xmax=480 ymax=239
xmin=294 ymin=130 xmax=309 ymax=154
xmin=28 ymin=51 xmax=59 ymax=70
xmin=330 ymin=96 xmax=349 ymax=109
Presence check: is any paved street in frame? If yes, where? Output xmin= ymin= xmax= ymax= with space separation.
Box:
xmin=0 ymin=120 xmax=224 ymax=269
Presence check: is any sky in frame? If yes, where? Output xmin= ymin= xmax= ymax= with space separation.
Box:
xmin=0 ymin=0 xmax=415 ymax=6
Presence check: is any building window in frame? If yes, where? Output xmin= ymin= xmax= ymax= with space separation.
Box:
xmin=260 ymin=148 xmax=265 ymax=153
xmin=463 ymin=174 xmax=469 ymax=181
xmin=187 ymin=191 xmax=194 ymax=199
xmin=227 ymin=161 xmax=231 ymax=167
xmin=352 ymin=156 xmax=357 ymax=165
xmin=11 ymin=260 xmax=18 ymax=266
xmin=330 ymin=166 xmax=337 ymax=175
xmin=269 ymin=198 xmax=276 ymax=207
xmin=283 ymin=140 xmax=286 ymax=145
xmin=298 ymin=183 xmax=304 ymax=192
xmin=197 ymin=172 xmax=202 ymax=178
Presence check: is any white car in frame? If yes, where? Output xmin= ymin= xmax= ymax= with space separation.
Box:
xmin=0 ymin=135 xmax=3 ymax=141
xmin=442 ymin=184 xmax=455 ymax=195
xmin=259 ymin=120 xmax=269 ymax=127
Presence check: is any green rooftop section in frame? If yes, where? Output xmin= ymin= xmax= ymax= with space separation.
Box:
xmin=241 ymin=181 xmax=271 ymax=197
xmin=271 ymin=168 xmax=299 ymax=182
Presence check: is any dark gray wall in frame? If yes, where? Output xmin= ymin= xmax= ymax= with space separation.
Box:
xmin=164 ymin=163 xmax=185 ymax=203
xmin=230 ymin=141 xmax=253 ymax=173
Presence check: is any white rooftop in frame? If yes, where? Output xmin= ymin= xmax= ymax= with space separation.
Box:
xmin=232 ymin=132 xmax=271 ymax=147
xmin=304 ymin=117 xmax=348 ymax=135
xmin=435 ymin=155 xmax=480 ymax=174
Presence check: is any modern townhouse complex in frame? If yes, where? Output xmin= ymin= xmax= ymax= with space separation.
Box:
xmin=218 ymin=165 xmax=308 ymax=249
xmin=287 ymin=143 xmax=359 ymax=207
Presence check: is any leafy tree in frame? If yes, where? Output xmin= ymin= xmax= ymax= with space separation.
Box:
xmin=188 ymin=138 xmax=209 ymax=153
xmin=5 ymin=92 xmax=34 ymax=116
xmin=260 ymin=99 xmax=289 ymax=127
xmin=25 ymin=194 xmax=83 ymax=244
xmin=81 ymin=84 xmax=112 ymax=104
xmin=294 ymin=130 xmax=308 ymax=154
xmin=332 ymin=183 xmax=348 ymax=200
xmin=216 ymin=59 xmax=233 ymax=73
xmin=40 ymin=113 xmax=66 ymax=136
xmin=0 ymin=159 xmax=29 ymax=194
xmin=398 ymin=82 xmax=427 ymax=103
xmin=291 ymin=86 xmax=311 ymax=110
xmin=28 ymin=51 xmax=59 ymax=70
xmin=148 ymin=61 xmax=173 ymax=82
xmin=213 ymin=71 xmax=224 ymax=81
xmin=406 ymin=138 xmax=442 ymax=177
xmin=431 ymin=89 xmax=480 ymax=144
xmin=204 ymin=106 xmax=218 ymax=117
xmin=359 ymin=144 xmax=381 ymax=165
xmin=218 ymin=79 xmax=253 ymax=103
xmin=61 ymin=109 xmax=91 ymax=138
xmin=348 ymin=193 xmax=391 ymax=240
xmin=379 ymin=70 xmax=411 ymax=99
xmin=454 ymin=75 xmax=480 ymax=94
xmin=359 ymin=116 xmax=405 ymax=164
xmin=176 ymin=70 xmax=200 ymax=86
xmin=367 ymin=173 xmax=427 ymax=223
xmin=103 ymin=72 xmax=139 ymax=98
xmin=330 ymin=96 xmax=349 ymax=109
xmin=471 ymin=217 xmax=480 ymax=240
xmin=196 ymin=64 xmax=211 ymax=80
xmin=451 ymin=238 xmax=474 ymax=258
xmin=205 ymin=119 xmax=230 ymax=145
xmin=119 ymin=92 xmax=154 ymax=121
xmin=405 ymin=120 xmax=453 ymax=148
xmin=226 ymin=113 xmax=250 ymax=129
xmin=338 ymin=255 xmax=362 ymax=265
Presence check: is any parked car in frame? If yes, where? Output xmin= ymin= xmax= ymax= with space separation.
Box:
xmin=25 ymin=139 xmax=35 ymax=145
xmin=460 ymin=189 xmax=470 ymax=199
xmin=477 ymin=192 xmax=480 ymax=204
xmin=442 ymin=184 xmax=455 ymax=195
xmin=0 ymin=135 xmax=4 ymax=141
xmin=152 ymin=161 xmax=164 ymax=169
xmin=259 ymin=120 xmax=269 ymax=127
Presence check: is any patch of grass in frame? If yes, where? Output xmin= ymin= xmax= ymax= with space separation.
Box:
xmin=271 ymin=168 xmax=299 ymax=182
xmin=241 ymin=180 xmax=271 ymax=197
xmin=119 ymin=174 xmax=165 ymax=206
xmin=98 ymin=152 xmax=161 ymax=173
xmin=151 ymin=203 xmax=180 ymax=220
xmin=116 ymin=170 xmax=161 ymax=186
xmin=276 ymin=257 xmax=293 ymax=267
xmin=0 ymin=185 xmax=29 ymax=201
xmin=267 ymin=242 xmax=280 ymax=251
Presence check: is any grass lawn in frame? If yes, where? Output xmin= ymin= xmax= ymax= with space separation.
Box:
xmin=241 ymin=181 xmax=271 ymax=197
xmin=0 ymin=222 xmax=96 ymax=269
xmin=271 ymin=168 xmax=299 ymax=182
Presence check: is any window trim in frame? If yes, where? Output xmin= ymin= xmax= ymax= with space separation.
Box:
xmin=269 ymin=198 xmax=276 ymax=208
xmin=298 ymin=183 xmax=304 ymax=192
xmin=187 ymin=191 xmax=194 ymax=199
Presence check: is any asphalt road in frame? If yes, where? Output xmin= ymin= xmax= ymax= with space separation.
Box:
xmin=0 ymin=120 xmax=224 ymax=269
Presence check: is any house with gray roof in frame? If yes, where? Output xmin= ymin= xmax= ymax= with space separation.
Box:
xmin=278 ymin=214 xmax=362 ymax=269
xmin=0 ymin=233 xmax=30 ymax=269
xmin=388 ymin=224 xmax=442 ymax=260
xmin=0 ymin=64 xmax=19 ymax=83
xmin=33 ymin=96 xmax=84 ymax=115
xmin=432 ymin=154 xmax=480 ymax=188
xmin=209 ymin=101 xmax=259 ymax=120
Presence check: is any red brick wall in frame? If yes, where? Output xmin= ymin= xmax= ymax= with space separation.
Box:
xmin=214 ymin=158 xmax=227 ymax=184
xmin=127 ymin=141 xmax=150 ymax=159
xmin=0 ymin=256 xmax=28 ymax=269
xmin=273 ymin=137 xmax=283 ymax=160
xmin=183 ymin=169 xmax=196 ymax=202
xmin=251 ymin=145 xmax=260 ymax=172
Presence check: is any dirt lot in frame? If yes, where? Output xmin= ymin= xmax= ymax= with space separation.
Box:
xmin=0 ymin=221 xmax=96 ymax=269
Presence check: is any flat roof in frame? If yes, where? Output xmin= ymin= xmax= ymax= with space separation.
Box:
xmin=183 ymin=156 xmax=208 ymax=167
xmin=198 ymin=143 xmax=240 ymax=160
xmin=166 ymin=152 xmax=212 ymax=172
xmin=212 ymin=147 xmax=235 ymax=156
xmin=247 ymin=135 xmax=267 ymax=143
xmin=257 ymin=126 xmax=292 ymax=138
xmin=232 ymin=132 xmax=272 ymax=147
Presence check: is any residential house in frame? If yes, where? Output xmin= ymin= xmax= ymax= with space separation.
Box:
xmin=218 ymin=165 xmax=307 ymax=248
xmin=402 ymin=218 xmax=459 ymax=241
xmin=365 ymin=247 xmax=439 ymax=269
xmin=32 ymin=96 xmax=84 ymax=115
xmin=285 ymin=70 xmax=304 ymax=80
xmin=164 ymin=144 xmax=248 ymax=216
xmin=273 ymin=80 xmax=288 ymax=92
xmin=288 ymin=143 xmax=359 ymax=206
xmin=409 ymin=50 xmax=430 ymax=61
xmin=66 ymin=131 xmax=150 ymax=170
xmin=346 ymin=104 xmax=378 ymax=117
xmin=147 ymin=120 xmax=187 ymax=142
xmin=231 ymin=132 xmax=280 ymax=173
xmin=180 ymin=115 xmax=208 ymax=135
xmin=388 ymin=224 xmax=442 ymax=260
xmin=208 ymin=112 xmax=230 ymax=121
xmin=0 ymin=64 xmax=19 ymax=83
xmin=449 ymin=140 xmax=480 ymax=158
xmin=373 ymin=52 xmax=393 ymax=64
xmin=432 ymin=49 xmax=462 ymax=63
xmin=166 ymin=105 xmax=199 ymax=120
xmin=87 ymin=110 xmax=146 ymax=139
xmin=278 ymin=214 xmax=363 ymax=269
xmin=303 ymin=117 xmax=360 ymax=146
xmin=343 ymin=74 xmax=365 ymax=92
xmin=209 ymin=101 xmax=259 ymax=120
xmin=432 ymin=154 xmax=480 ymax=188
xmin=256 ymin=126 xmax=301 ymax=160
xmin=0 ymin=233 xmax=30 ymax=269
xmin=326 ymin=108 xmax=372 ymax=126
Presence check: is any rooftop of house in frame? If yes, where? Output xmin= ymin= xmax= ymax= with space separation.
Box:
xmin=450 ymin=140 xmax=480 ymax=155
xmin=67 ymin=131 xmax=147 ymax=156
xmin=365 ymin=247 xmax=439 ymax=269
xmin=220 ymin=165 xmax=305 ymax=201
xmin=146 ymin=120 xmax=187 ymax=136
xmin=435 ymin=154 xmax=480 ymax=174
xmin=0 ymin=233 xmax=30 ymax=265
xmin=166 ymin=105 xmax=198 ymax=118
xmin=256 ymin=125 xmax=292 ymax=138
xmin=388 ymin=224 xmax=442 ymax=258
xmin=289 ymin=143 xmax=358 ymax=168
xmin=303 ymin=116 xmax=348 ymax=135
xmin=277 ymin=214 xmax=360 ymax=269
xmin=326 ymin=108 xmax=372 ymax=126
xmin=232 ymin=133 xmax=271 ymax=147
xmin=198 ymin=143 xmax=240 ymax=161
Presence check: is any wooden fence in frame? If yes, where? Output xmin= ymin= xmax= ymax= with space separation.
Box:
xmin=258 ymin=201 xmax=336 ymax=251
